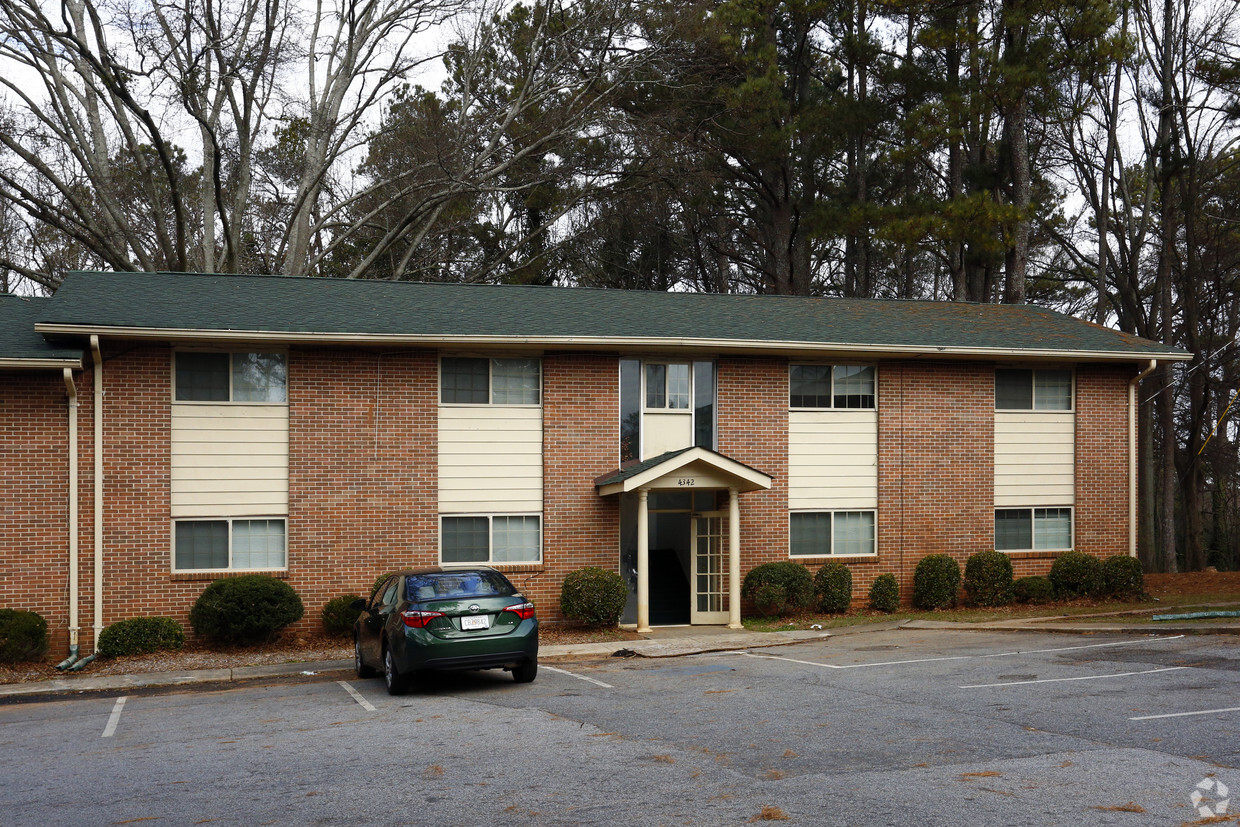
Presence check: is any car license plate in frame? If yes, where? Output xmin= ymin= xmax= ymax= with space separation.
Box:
xmin=461 ymin=615 xmax=490 ymax=631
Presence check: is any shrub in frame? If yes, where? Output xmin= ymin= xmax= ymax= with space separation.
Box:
xmin=321 ymin=594 xmax=364 ymax=637
xmin=371 ymin=572 xmax=396 ymax=598
xmin=814 ymin=562 xmax=853 ymax=614
xmin=741 ymin=562 xmax=815 ymax=617
xmin=912 ymin=554 xmax=962 ymax=610
xmin=1102 ymin=555 xmax=1146 ymax=600
xmin=1013 ymin=576 xmax=1055 ymax=604
xmin=189 ymin=575 xmax=304 ymax=644
xmin=98 ymin=617 xmax=185 ymax=657
xmin=0 ymin=609 xmax=49 ymax=663
xmin=868 ymin=574 xmax=900 ymax=613
xmin=963 ymin=550 xmax=1015 ymax=607
xmin=560 ymin=567 xmax=628 ymax=627
xmin=1048 ymin=551 xmax=1104 ymax=599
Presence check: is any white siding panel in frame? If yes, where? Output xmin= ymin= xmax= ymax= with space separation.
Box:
xmin=642 ymin=411 xmax=693 ymax=460
xmin=439 ymin=405 xmax=543 ymax=511
xmin=171 ymin=404 xmax=288 ymax=517
xmin=995 ymin=412 xmax=1074 ymax=506
xmin=788 ymin=411 xmax=878 ymax=510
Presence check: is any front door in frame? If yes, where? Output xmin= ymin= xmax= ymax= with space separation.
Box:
xmin=691 ymin=511 xmax=729 ymax=624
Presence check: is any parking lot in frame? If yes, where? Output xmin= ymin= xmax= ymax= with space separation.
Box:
xmin=3 ymin=629 xmax=1238 ymax=825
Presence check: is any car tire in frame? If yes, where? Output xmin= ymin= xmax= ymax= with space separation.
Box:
xmin=512 ymin=658 xmax=538 ymax=684
xmin=355 ymin=637 xmax=376 ymax=679
xmin=383 ymin=645 xmax=408 ymax=695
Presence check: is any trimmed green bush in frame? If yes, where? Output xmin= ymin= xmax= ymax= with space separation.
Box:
xmin=0 ymin=609 xmax=49 ymax=663
xmin=963 ymin=550 xmax=1015 ymax=607
xmin=814 ymin=562 xmax=853 ymax=614
xmin=1048 ymin=551 xmax=1104 ymax=599
xmin=869 ymin=574 xmax=900 ymax=613
xmin=321 ymin=594 xmax=364 ymax=637
xmin=1013 ymin=576 xmax=1055 ymax=604
xmin=189 ymin=575 xmax=305 ymax=644
xmin=912 ymin=554 xmax=962 ymax=610
xmin=98 ymin=617 xmax=185 ymax=658
xmin=741 ymin=562 xmax=815 ymax=617
xmin=560 ymin=567 xmax=628 ymax=627
xmin=1102 ymin=555 xmax=1146 ymax=600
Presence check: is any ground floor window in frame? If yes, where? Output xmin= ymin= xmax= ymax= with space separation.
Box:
xmin=174 ymin=518 xmax=286 ymax=571
xmin=441 ymin=514 xmax=541 ymax=564
xmin=995 ymin=507 xmax=1073 ymax=551
xmin=789 ymin=510 xmax=876 ymax=557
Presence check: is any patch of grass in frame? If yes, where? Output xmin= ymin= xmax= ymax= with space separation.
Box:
xmin=748 ymin=806 xmax=791 ymax=822
xmin=1092 ymin=802 xmax=1146 ymax=813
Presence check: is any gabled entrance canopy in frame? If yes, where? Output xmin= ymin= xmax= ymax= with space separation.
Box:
xmin=594 ymin=447 xmax=772 ymax=496
xmin=596 ymin=448 xmax=772 ymax=632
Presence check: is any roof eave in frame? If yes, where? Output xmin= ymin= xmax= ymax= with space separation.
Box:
xmin=33 ymin=323 xmax=1193 ymax=363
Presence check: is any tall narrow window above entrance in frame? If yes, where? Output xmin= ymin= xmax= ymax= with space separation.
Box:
xmin=621 ymin=359 xmax=717 ymax=462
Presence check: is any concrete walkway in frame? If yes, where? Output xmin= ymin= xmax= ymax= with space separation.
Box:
xmin=2 ymin=615 xmax=1235 ymax=701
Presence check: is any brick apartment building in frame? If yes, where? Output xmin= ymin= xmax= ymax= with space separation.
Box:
xmin=1 ymin=271 xmax=1189 ymax=656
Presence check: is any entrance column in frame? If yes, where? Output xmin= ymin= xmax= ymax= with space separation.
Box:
xmin=728 ymin=486 xmax=741 ymax=629
xmin=637 ymin=488 xmax=651 ymax=633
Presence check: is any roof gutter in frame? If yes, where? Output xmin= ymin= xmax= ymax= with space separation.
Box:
xmin=31 ymin=324 xmax=1194 ymax=363
xmin=0 ymin=357 xmax=83 ymax=369
xmin=1129 ymin=359 xmax=1158 ymax=558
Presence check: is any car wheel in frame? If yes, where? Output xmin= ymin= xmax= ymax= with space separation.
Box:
xmin=355 ymin=637 xmax=376 ymax=679
xmin=512 ymin=658 xmax=537 ymax=684
xmin=383 ymin=645 xmax=408 ymax=696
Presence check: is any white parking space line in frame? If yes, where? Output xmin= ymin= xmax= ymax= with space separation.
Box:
xmin=736 ymin=635 xmax=1185 ymax=671
xmin=338 ymin=681 xmax=377 ymax=711
xmin=543 ymin=665 xmax=613 ymax=688
xmin=1131 ymin=706 xmax=1240 ymax=721
xmin=960 ymin=666 xmax=1190 ymax=688
xmin=101 ymin=697 xmax=127 ymax=738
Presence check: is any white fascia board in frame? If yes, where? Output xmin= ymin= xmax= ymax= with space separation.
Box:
xmin=597 ymin=447 xmax=772 ymax=496
xmin=32 ymin=323 xmax=1193 ymax=363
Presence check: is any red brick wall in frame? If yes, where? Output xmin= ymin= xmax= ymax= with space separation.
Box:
xmin=0 ymin=371 xmax=72 ymax=650
xmin=287 ymin=348 xmax=438 ymax=623
xmin=1073 ymin=364 xmax=1131 ymax=559
xmin=535 ymin=353 xmax=620 ymax=619
xmin=876 ymin=361 xmax=995 ymax=601
xmin=716 ymin=357 xmax=789 ymax=576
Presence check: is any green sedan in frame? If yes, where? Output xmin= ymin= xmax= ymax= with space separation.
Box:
xmin=353 ymin=567 xmax=539 ymax=694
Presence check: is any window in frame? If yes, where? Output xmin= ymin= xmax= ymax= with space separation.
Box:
xmin=994 ymin=507 xmax=1072 ymax=551
xmin=441 ymin=357 xmax=540 ymax=404
xmin=441 ymin=515 xmax=541 ymax=564
xmin=995 ymin=369 xmax=1072 ymax=410
xmin=790 ymin=510 xmax=876 ymax=557
xmin=174 ymin=518 xmax=286 ymax=571
xmin=645 ymin=362 xmax=690 ymax=409
xmin=789 ymin=365 xmax=875 ymax=409
xmin=175 ymin=352 xmax=286 ymax=403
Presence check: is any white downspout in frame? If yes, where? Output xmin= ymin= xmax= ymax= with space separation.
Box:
xmin=55 ymin=369 xmax=80 ymax=670
xmin=1129 ymin=360 xmax=1157 ymax=557
xmin=91 ymin=335 xmax=103 ymax=652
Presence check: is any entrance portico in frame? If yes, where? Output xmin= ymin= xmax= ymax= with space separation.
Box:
xmin=596 ymin=447 xmax=772 ymax=632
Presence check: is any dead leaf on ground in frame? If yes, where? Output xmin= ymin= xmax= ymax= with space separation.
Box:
xmin=748 ymin=806 xmax=791 ymax=822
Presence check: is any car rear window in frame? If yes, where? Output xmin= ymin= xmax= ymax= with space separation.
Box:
xmin=405 ymin=571 xmax=516 ymax=601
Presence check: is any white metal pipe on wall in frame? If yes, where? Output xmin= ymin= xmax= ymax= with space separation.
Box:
xmin=1129 ymin=360 xmax=1157 ymax=558
xmin=91 ymin=336 xmax=103 ymax=652
xmin=62 ymin=369 xmax=79 ymax=650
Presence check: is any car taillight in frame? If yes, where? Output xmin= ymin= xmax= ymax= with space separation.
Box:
xmin=401 ymin=610 xmax=445 ymax=628
xmin=504 ymin=601 xmax=536 ymax=620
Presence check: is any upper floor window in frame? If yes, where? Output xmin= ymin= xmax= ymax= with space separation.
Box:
xmin=645 ymin=362 xmax=690 ymax=409
xmin=441 ymin=357 xmax=540 ymax=405
xmin=995 ymin=369 xmax=1072 ymax=411
xmin=789 ymin=364 xmax=875 ymax=409
xmin=175 ymin=352 xmax=286 ymax=403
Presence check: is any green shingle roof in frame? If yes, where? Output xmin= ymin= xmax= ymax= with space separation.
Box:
xmin=36 ymin=271 xmax=1189 ymax=362
xmin=0 ymin=295 xmax=82 ymax=366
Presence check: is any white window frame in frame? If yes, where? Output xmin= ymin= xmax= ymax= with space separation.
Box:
xmin=439 ymin=513 xmax=543 ymax=565
xmin=993 ymin=507 xmax=1074 ymax=552
xmin=172 ymin=350 xmax=288 ymax=405
xmin=994 ymin=368 xmax=1075 ymax=412
xmin=439 ymin=356 xmax=542 ymax=406
xmin=642 ymin=361 xmax=692 ymax=412
xmin=788 ymin=364 xmax=877 ymax=411
xmin=172 ymin=517 xmax=288 ymax=572
xmin=788 ymin=509 xmax=878 ymax=558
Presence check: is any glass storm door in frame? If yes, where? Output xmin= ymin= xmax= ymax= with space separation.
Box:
xmin=691 ymin=512 xmax=728 ymax=624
